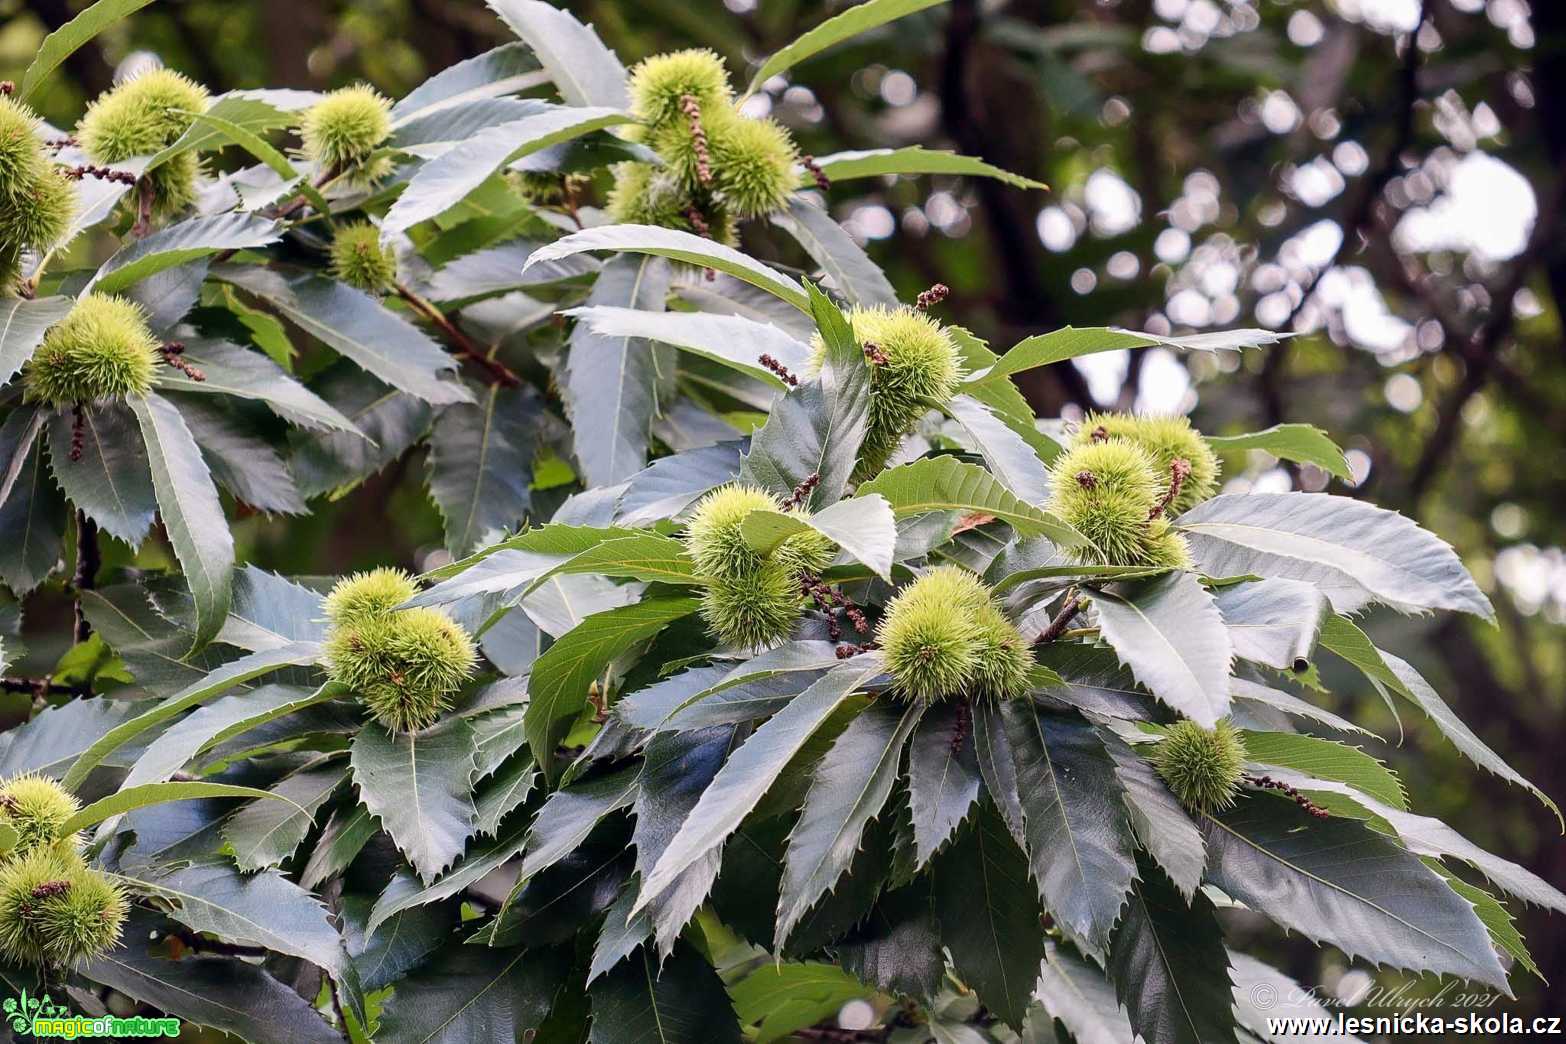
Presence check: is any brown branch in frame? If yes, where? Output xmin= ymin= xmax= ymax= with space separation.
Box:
xmin=1036 ymin=589 xmax=1085 ymax=645
xmin=394 ymin=284 xmax=520 ymax=387
xmin=73 ymin=510 xmax=99 ymax=644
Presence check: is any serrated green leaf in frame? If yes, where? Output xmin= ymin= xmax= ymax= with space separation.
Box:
xmin=0 ymin=429 xmax=65 ymax=594
xmin=563 ymin=254 xmax=674 ymax=487
xmin=747 ymin=0 xmax=948 ymax=95
xmin=907 ymin=703 xmax=982 ymax=867
xmin=933 ymin=802 xmax=1046 ymax=1029
xmin=427 ymin=383 xmax=542 ymax=554
xmin=391 ymin=42 xmax=547 ymax=125
xmin=384 ymin=107 xmax=631 ymax=234
xmin=19 ymin=0 xmax=156 ymax=99
xmin=128 ymin=391 xmax=235 ymax=651
xmin=588 ymin=942 xmax=742 ymax=1044
xmin=771 ymin=197 xmax=898 ymax=307
xmin=91 ymin=214 xmax=281 ymax=294
xmin=1201 ymin=792 xmax=1509 ymax=989
xmin=1001 ymin=703 xmax=1137 ymax=958
xmin=145 ymin=89 xmax=317 ymax=171
xmin=857 ymin=456 xmax=1083 ymax=545
xmin=1101 ymin=733 xmax=1205 ymax=901
xmin=153 ymin=337 xmax=358 ymax=433
xmin=1239 ymin=730 xmax=1405 ymax=810
xmin=377 ymin=941 xmax=561 ymax=1044
xmin=525 ymin=225 xmax=809 ymax=311
xmin=974 ymin=326 xmax=1283 ymax=384
xmin=1207 ymin=423 xmax=1352 ymax=482
xmin=1107 ymin=860 xmax=1237 ymax=1044
xmin=1 ymin=296 xmax=74 ymax=386
xmin=367 ymin=816 xmax=532 ymax=935
xmin=224 ymin=758 xmax=348 ymax=870
xmin=351 ymin=718 xmax=479 ymax=881
xmin=779 ymin=702 xmax=921 ymax=942
xmin=526 ymin=595 xmax=700 ymax=770
xmin=1178 ymin=492 xmax=1494 ymax=621
xmin=218 ymin=266 xmax=470 ymax=405
xmin=486 ymin=0 xmax=629 ymax=109
xmin=566 ymin=305 xmax=812 ymax=387
xmin=808 ymin=146 xmax=1046 ymax=190
xmin=1091 ymin=572 xmax=1233 ymax=727
xmin=65 ymin=780 xmax=304 ymax=834
xmin=61 ymin=640 xmax=321 ymax=791
xmin=636 ymin=658 xmax=881 ymax=914
xmin=46 ymin=402 xmax=157 ymax=545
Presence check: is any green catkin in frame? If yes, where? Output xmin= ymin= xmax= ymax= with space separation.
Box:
xmin=0 ymin=775 xmax=82 ymax=861
xmin=329 ymin=221 xmax=397 ymax=292
xmin=78 ymin=68 xmax=208 ymax=217
xmin=1153 ymin=720 xmax=1247 ymax=814
xmin=1077 ymin=412 xmax=1220 ymax=514
xmin=628 ymin=49 xmax=732 ymax=129
xmin=685 ymin=485 xmax=841 ymax=649
xmin=299 ymin=84 xmax=393 ymax=185
xmin=810 ymin=306 xmax=964 ymax=481
xmin=877 ymin=566 xmax=1032 ymax=702
xmin=322 ymin=569 xmax=476 ymax=732
xmin=24 ymin=294 xmax=158 ymax=408
xmin=1047 ymin=440 xmax=1194 ymax=567
xmin=0 ymin=851 xmax=126 ymax=967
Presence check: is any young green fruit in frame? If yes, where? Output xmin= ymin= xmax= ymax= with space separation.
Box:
xmin=878 ymin=565 xmax=1032 ymax=702
xmin=708 ymin=112 xmax=798 ymax=218
xmin=300 ymin=84 xmax=392 ymax=185
xmin=24 ymin=294 xmax=158 ymax=407
xmin=0 ymin=166 xmax=74 ymax=256
xmin=0 ymin=774 xmax=81 ymax=861
xmin=78 ymin=68 xmax=209 ymax=217
xmin=605 ymin=162 xmax=737 ymax=244
xmin=812 ymin=306 xmax=964 ymax=481
xmin=329 ymin=221 xmax=396 ymax=292
xmin=323 ymin=567 xmax=418 ymax=627
xmin=628 ymin=49 xmax=733 ymax=129
xmin=685 ymin=484 xmax=841 ymax=649
xmin=325 ymin=605 xmax=477 ymax=733
xmin=0 ymin=95 xmax=47 ymax=201
xmin=0 ymin=851 xmax=126 ymax=967
xmin=1047 ymin=440 xmax=1195 ymax=567
xmin=1078 ymin=412 xmax=1220 ymax=514
xmin=1153 ymin=720 xmax=1247 ymax=814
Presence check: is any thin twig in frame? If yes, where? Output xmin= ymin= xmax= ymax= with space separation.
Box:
xmin=1036 ymin=588 xmax=1085 ymax=645
xmin=1 ymin=677 xmax=91 ymax=697
xmin=395 ymin=284 xmax=520 ymax=387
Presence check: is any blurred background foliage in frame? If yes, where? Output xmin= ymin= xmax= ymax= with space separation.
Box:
xmin=4 ymin=0 xmax=1563 ymax=1026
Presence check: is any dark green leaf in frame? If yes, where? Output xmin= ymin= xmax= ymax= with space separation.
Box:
xmin=1092 ymin=572 xmax=1232 ymax=727
xmin=908 ymin=703 xmax=984 ymax=866
xmin=1001 ymin=703 xmax=1137 ymax=958
xmin=588 ymin=943 xmax=742 ymax=1044
xmin=350 ymin=718 xmax=480 ymax=881
xmin=46 ymin=402 xmax=157 ymax=544
xmin=128 ymin=391 xmax=235 ymax=650
xmin=427 ymin=383 xmax=542 ymax=554
xmin=91 ymin=214 xmax=280 ymax=294
xmin=563 ymin=254 xmax=674 ymax=486
xmin=1102 ymin=733 xmax=1205 ymax=901
xmin=289 ymin=365 xmax=433 ymax=497
xmin=746 ymin=0 xmax=949 ymax=95
xmin=173 ymin=396 xmax=307 ymax=515
xmin=1201 ymin=792 xmax=1508 ymax=988
xmin=19 ymin=0 xmax=156 ymax=99
xmin=154 ymin=337 xmax=358 ymax=433
xmin=81 ymin=910 xmax=339 ymax=1044
xmin=933 ymin=802 xmax=1047 ymax=1029
xmin=779 ymin=702 xmax=922 ymax=942
xmin=771 ymin=198 xmax=898 ymax=308
xmin=0 ymin=420 xmax=66 ymax=594
xmin=219 ymin=266 xmax=470 ymax=405
xmin=377 ymin=941 xmax=561 ymax=1044
xmin=1107 ymin=860 xmax=1236 ymax=1044
xmin=224 ymin=758 xmax=349 ymax=869
xmin=526 ymin=594 xmax=700 ymax=769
